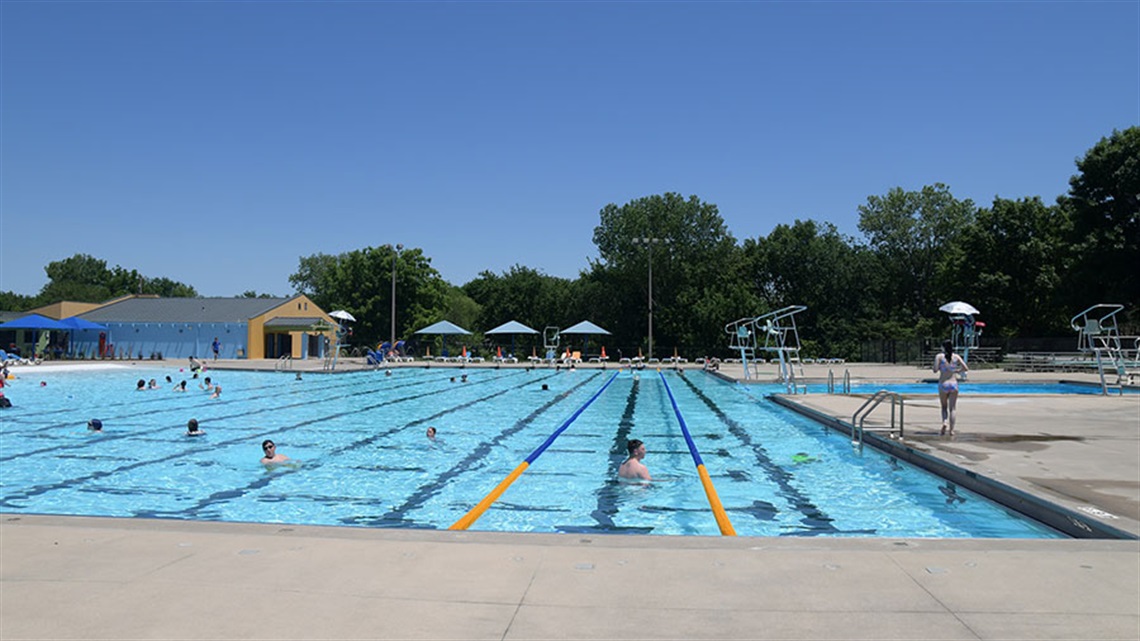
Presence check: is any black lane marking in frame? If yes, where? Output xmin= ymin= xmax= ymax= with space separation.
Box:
xmin=0 ymin=370 xmax=547 ymax=511
xmin=0 ymin=369 xmax=526 ymax=463
xmin=340 ymin=372 xmax=603 ymax=528
xmin=587 ymin=376 xmax=640 ymax=531
xmin=133 ymin=371 xmax=569 ymax=521
xmin=675 ymin=374 xmax=844 ymax=536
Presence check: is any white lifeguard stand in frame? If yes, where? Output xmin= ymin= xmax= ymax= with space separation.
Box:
xmin=725 ymin=305 xmax=807 ymax=385
xmin=939 ymin=301 xmax=983 ymax=365
xmin=542 ymin=326 xmax=561 ymax=364
xmin=1071 ymin=303 xmax=1132 ymax=394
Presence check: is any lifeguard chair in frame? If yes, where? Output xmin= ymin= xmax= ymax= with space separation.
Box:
xmin=939 ymin=301 xmax=984 ymax=365
xmin=542 ymin=326 xmax=561 ymax=364
xmin=1071 ymin=303 xmax=1132 ymax=394
xmin=725 ymin=305 xmax=807 ymax=385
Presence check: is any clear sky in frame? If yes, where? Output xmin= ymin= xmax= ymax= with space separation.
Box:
xmin=2 ymin=1 xmax=1137 ymax=298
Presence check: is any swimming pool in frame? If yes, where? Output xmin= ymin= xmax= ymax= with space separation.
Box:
xmin=0 ymin=365 xmax=1063 ymax=538
xmin=821 ymin=381 xmax=1138 ymax=395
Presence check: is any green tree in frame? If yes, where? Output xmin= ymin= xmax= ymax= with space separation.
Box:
xmin=239 ymin=290 xmax=279 ymax=299
xmin=590 ymin=193 xmax=744 ymax=357
xmin=0 ymin=291 xmax=36 ymax=312
xmin=857 ymin=184 xmax=977 ymax=328
xmin=741 ymin=219 xmax=877 ymax=359
xmin=288 ymin=245 xmax=449 ymax=349
xmin=1061 ymin=127 xmax=1140 ymax=319
xmin=943 ymin=197 xmax=1071 ymax=336
xmin=37 ymin=254 xmax=197 ymax=302
xmin=463 ymin=265 xmax=576 ymax=353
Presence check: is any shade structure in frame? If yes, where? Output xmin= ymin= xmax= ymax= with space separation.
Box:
xmin=328 ymin=310 xmax=356 ymax=322
xmin=414 ymin=320 xmax=472 ymax=359
xmin=0 ymin=314 xmax=68 ymax=330
xmin=485 ymin=320 xmax=539 ymax=358
xmin=485 ymin=320 xmax=539 ymax=335
xmin=561 ymin=320 xmax=610 ymax=357
xmin=58 ymin=317 xmax=108 ymax=331
xmin=561 ymin=320 xmax=610 ymax=335
xmin=414 ymin=320 xmax=472 ymax=335
xmin=939 ymin=301 xmax=980 ymax=315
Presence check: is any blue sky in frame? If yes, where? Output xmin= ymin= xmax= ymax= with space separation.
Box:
xmin=2 ymin=1 xmax=1137 ymax=298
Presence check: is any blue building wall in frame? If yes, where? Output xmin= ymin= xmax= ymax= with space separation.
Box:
xmin=71 ymin=322 xmax=248 ymax=360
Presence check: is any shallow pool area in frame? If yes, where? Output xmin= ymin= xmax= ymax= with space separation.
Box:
xmin=0 ymin=365 xmax=1065 ymax=538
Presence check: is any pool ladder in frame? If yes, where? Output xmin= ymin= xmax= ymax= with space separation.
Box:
xmin=275 ymin=354 xmax=293 ymax=371
xmin=827 ymin=369 xmax=851 ymax=394
xmin=851 ymin=390 xmax=904 ymax=450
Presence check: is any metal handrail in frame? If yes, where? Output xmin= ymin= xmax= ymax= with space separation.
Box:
xmin=827 ymin=369 xmax=852 ymax=394
xmin=275 ymin=354 xmax=293 ymax=371
xmin=851 ymin=390 xmax=904 ymax=449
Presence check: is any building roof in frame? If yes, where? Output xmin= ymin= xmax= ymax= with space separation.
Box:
xmin=79 ymin=296 xmax=301 ymax=323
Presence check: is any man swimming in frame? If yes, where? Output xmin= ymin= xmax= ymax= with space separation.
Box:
xmin=618 ymin=439 xmax=651 ymax=481
xmin=260 ymin=440 xmax=290 ymax=466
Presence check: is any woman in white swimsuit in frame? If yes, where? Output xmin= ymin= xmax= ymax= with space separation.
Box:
xmin=933 ymin=340 xmax=968 ymax=436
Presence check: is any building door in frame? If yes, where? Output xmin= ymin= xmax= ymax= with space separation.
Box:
xmin=264 ymin=333 xmax=294 ymax=359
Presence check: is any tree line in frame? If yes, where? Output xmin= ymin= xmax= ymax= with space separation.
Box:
xmin=5 ymin=128 xmax=1136 ymax=360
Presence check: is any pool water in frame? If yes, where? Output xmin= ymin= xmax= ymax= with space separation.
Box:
xmin=0 ymin=366 xmax=1063 ymax=538
xmin=820 ymin=382 xmax=1137 ymax=395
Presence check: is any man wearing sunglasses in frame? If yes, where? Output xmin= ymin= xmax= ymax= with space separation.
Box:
xmin=260 ymin=440 xmax=291 ymax=467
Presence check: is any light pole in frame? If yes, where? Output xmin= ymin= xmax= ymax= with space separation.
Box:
xmin=631 ymin=237 xmax=668 ymax=359
xmin=390 ymin=244 xmax=403 ymax=349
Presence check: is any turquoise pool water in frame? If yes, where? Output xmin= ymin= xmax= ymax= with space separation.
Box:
xmin=0 ymin=365 xmax=1063 ymax=538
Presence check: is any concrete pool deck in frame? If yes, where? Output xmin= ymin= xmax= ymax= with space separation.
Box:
xmin=2 ymin=360 xmax=1138 ymax=639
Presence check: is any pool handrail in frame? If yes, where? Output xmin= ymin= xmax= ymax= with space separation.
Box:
xmin=449 ymin=371 xmax=620 ymax=531
xmin=658 ymin=371 xmax=737 ymax=536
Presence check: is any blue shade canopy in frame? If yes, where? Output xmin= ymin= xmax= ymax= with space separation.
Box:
xmin=561 ymin=320 xmax=610 ymax=335
xmin=59 ymin=317 xmax=108 ymax=331
xmin=414 ymin=320 xmax=472 ymax=335
xmin=484 ymin=320 xmax=539 ymax=335
xmin=0 ymin=314 xmax=68 ymax=330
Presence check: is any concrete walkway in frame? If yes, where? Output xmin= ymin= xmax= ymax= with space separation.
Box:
xmin=2 ymin=361 xmax=1138 ymax=639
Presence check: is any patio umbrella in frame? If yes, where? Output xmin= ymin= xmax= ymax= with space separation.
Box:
xmin=414 ymin=320 xmax=472 ymax=358
xmin=485 ymin=320 xmax=539 ymax=357
xmin=939 ymin=301 xmax=980 ymax=316
xmin=561 ymin=320 xmax=611 ymax=355
xmin=328 ymin=310 xmax=356 ymax=322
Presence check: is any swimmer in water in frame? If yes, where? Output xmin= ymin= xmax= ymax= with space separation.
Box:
xmin=260 ymin=440 xmax=290 ymax=466
xmin=426 ymin=426 xmax=437 ymax=441
xmin=618 ymin=439 xmax=651 ymax=481
xmin=186 ymin=418 xmax=205 ymax=437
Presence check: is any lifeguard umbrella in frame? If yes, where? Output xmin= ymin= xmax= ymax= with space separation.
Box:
xmin=328 ymin=310 xmax=356 ymax=322
xmin=561 ymin=320 xmax=611 ymax=355
xmin=939 ymin=301 xmax=980 ymax=316
xmin=485 ymin=320 xmax=538 ymax=357
xmin=414 ymin=320 xmax=472 ymax=358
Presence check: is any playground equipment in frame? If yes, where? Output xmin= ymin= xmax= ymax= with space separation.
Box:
xmin=938 ymin=301 xmax=984 ymax=365
xmin=725 ymin=305 xmax=807 ymax=387
xmin=1071 ymin=303 xmax=1134 ymax=395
